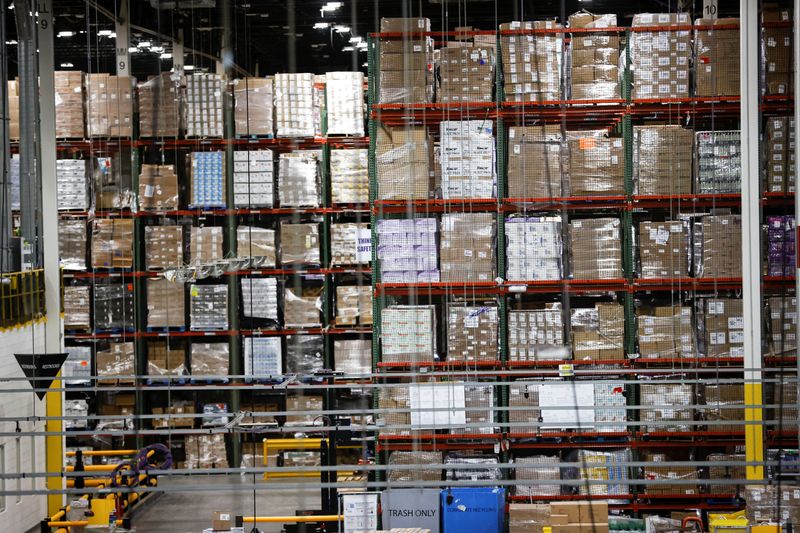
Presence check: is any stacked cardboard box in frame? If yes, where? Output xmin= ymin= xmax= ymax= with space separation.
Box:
xmin=508 ymin=306 xmax=568 ymax=362
xmin=594 ymin=382 xmax=627 ymax=432
xmin=139 ymin=164 xmax=179 ymax=211
xmin=54 ymin=71 xmax=86 ymax=138
xmin=233 ymin=150 xmax=274 ymax=207
xmin=335 ymin=285 xmax=371 ymax=325
xmin=138 ymin=72 xmax=180 ymax=137
xmin=243 ymin=337 xmax=282 ymax=376
xmin=764 ymin=117 xmax=796 ymax=193
xmin=763 ymin=6 xmax=793 ymax=96
xmin=514 ymin=455 xmax=560 ymax=496
xmin=693 ymin=215 xmax=742 ymax=278
xmin=241 ymin=277 xmax=278 ymax=321
xmin=330 ymin=149 xmax=368 ymax=204
xmin=152 ymin=403 xmax=195 ymax=429
xmin=746 ymin=485 xmax=800 ymax=525
xmin=326 ymin=71 xmax=364 ymax=136
xmin=284 ymin=288 xmax=321 ymax=327
xmin=331 ymin=223 xmax=369 ymax=266
xmin=767 ymin=295 xmax=796 ymax=356
xmin=500 ymin=21 xmax=562 ymax=102
xmin=285 ymin=394 xmax=324 ymax=425
xmin=387 ymin=451 xmax=442 ymax=482
xmin=334 ymin=339 xmax=371 ymax=375
xmin=571 ymin=303 xmax=625 ymax=360
xmin=695 ymin=130 xmax=742 ymax=193
xmin=444 ymin=453 xmax=501 ymax=480
xmin=637 ymin=306 xmax=695 ymax=359
xmin=377 ymin=218 xmax=438 ymax=283
xmin=274 ymin=73 xmax=315 ymax=137
xmin=770 ymin=380 xmax=798 ymax=431
xmin=63 ymin=346 xmax=91 ymax=385
xmin=376 ymin=125 xmax=430 ymax=200
xmin=96 ymin=342 xmax=135 ymax=384
xmin=640 ymin=452 xmax=699 ymax=496
xmin=640 ymin=383 xmax=695 ymax=432
xmin=378 ymin=385 xmax=410 ymax=435
xmin=185 ymin=434 xmax=228 ymax=469
xmin=439 ymin=120 xmax=495 ymax=199
xmin=64 ymin=286 xmax=91 ymax=330
xmin=57 ymin=159 xmax=88 ymax=210
xmin=237 ymin=226 xmax=275 ymax=267
xmin=766 ymin=215 xmax=796 ymax=276
xmin=507 ymin=125 xmax=565 ymax=198
xmin=9 ymin=154 xmax=18 ymax=209
xmin=145 ymin=225 xmax=183 ymax=269
xmin=566 ymin=131 xmax=624 ymax=196
xmin=630 ymin=13 xmax=691 ymax=99
xmin=190 ymin=342 xmax=229 ymax=376
xmin=86 ymin=74 xmax=134 ymax=137
xmin=146 ymin=279 xmax=185 ymax=329
xmin=440 ymin=213 xmax=494 ymax=282
xmin=549 ymin=501 xmax=609 ymax=533
xmin=707 ymin=453 xmax=745 ymax=495
xmin=458 ymin=385 xmax=495 ymax=435
xmin=189 ymin=151 xmax=225 ymax=208
xmin=233 ymin=77 xmax=273 ymax=136
xmin=695 ymin=18 xmax=740 ymax=96
xmin=509 ymin=503 xmax=550 ymax=533
xmin=508 ymin=383 xmax=541 ymax=434
xmin=381 ymin=305 xmax=437 ymax=363
xmin=506 ymin=217 xmax=562 ymax=281
xmin=698 ymin=298 xmax=744 ymax=358
xmin=147 ymin=342 xmax=187 ymax=376
xmin=94 ymin=284 xmax=134 ymax=330
xmin=379 ymin=18 xmax=432 ymax=104
xmin=638 ymin=221 xmax=689 ymax=279
xmin=189 ymin=284 xmax=228 ymax=331
xmin=446 ymin=305 xmax=498 ymax=362
xmin=278 ymin=150 xmax=321 ymax=207
xmin=59 ymin=219 xmax=87 ymax=270
xmin=91 ymin=219 xmax=133 ymax=268
xmin=7 ymin=80 xmax=18 ymax=140
xmin=286 ymin=334 xmax=324 ymax=374
xmin=569 ymin=13 xmax=619 ymax=100
xmin=185 ymin=74 xmax=223 ymax=137
xmin=703 ymin=384 xmax=744 ymax=433
xmin=569 ymin=217 xmax=622 ymax=279
xmin=280 ymin=222 xmax=320 ymax=265
xmin=189 ymin=226 xmax=223 ymax=264
xmin=633 ymin=125 xmax=694 ymax=195
xmin=438 ymin=45 xmax=494 ymax=103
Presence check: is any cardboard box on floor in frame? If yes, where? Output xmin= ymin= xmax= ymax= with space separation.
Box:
xmin=211 ymin=511 xmax=231 ymax=531
xmin=549 ymin=501 xmax=609 ymax=533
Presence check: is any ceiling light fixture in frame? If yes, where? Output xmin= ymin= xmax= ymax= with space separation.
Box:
xmin=333 ymin=25 xmax=350 ymax=33
xmin=313 ymin=22 xmax=329 ymax=29
xmin=5 ymin=40 xmax=17 ymax=45
xmin=184 ymin=65 xmax=195 ymax=70
xmin=320 ymin=2 xmax=342 ymax=16
xmin=60 ymin=62 xmax=74 ymax=68
xmin=342 ymin=46 xmax=354 ymax=52
xmin=138 ymin=41 xmax=151 ymax=48
xmin=97 ymin=29 xmax=113 ymax=36
xmin=356 ymin=41 xmax=367 ymax=49
xmin=349 ymin=36 xmax=362 ymax=43
xmin=128 ymin=47 xmax=137 ymax=53
xmin=160 ymin=53 xmax=172 ymax=59
xmin=57 ymin=31 xmax=74 ymax=38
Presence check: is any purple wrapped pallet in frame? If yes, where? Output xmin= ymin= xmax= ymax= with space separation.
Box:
xmin=767 ymin=215 xmax=796 ymax=277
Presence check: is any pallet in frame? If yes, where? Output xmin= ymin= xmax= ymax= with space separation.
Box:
xmin=145 ymin=326 xmax=188 ymax=333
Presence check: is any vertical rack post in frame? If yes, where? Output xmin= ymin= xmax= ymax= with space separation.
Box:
xmin=793 ymin=0 xmax=800 ymax=452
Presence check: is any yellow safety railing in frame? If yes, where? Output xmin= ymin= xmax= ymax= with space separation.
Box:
xmin=0 ymin=269 xmax=45 ymax=329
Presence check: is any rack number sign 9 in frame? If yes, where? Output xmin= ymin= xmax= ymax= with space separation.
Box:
xmin=703 ymin=0 xmax=718 ymax=19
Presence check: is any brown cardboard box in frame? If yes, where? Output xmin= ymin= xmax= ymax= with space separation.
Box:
xmin=630 ymin=14 xmax=691 ymax=99
xmin=762 ymin=7 xmax=793 ymax=96
xmin=641 ymin=452 xmax=699 ymax=495
xmin=571 ymin=303 xmax=625 ymax=360
xmin=64 ymin=286 xmax=91 ymax=330
xmin=96 ymin=342 xmax=135 ymax=384
xmin=694 ymin=215 xmax=742 ymax=278
xmin=639 ymin=221 xmax=689 ymax=279
xmin=7 ymin=80 xmax=19 ymax=140
xmin=439 ymin=212 xmax=495 ymax=282
xmin=508 ymin=125 xmax=565 ymax=198
xmin=446 ymin=304 xmax=498 ymax=362
xmin=335 ymin=285 xmax=372 ymax=326
xmin=211 ymin=511 xmax=232 ymax=531
xmin=550 ymin=514 xmax=570 ymax=525
xmin=569 ymin=218 xmax=623 ymax=279
xmin=700 ymin=298 xmax=744 ymax=358
xmin=550 ymin=503 xmax=581 ymax=524
xmin=152 ymin=403 xmax=194 ymax=429
xmin=86 ymin=73 xmax=134 ymax=137
xmin=234 ymin=77 xmax=273 ymax=136
xmin=380 ymin=17 xmax=431 ymax=32
xmin=280 ymin=222 xmax=320 ymax=265
xmin=767 ymin=295 xmax=796 ymax=356
xmin=376 ymin=125 xmax=430 ymax=200
xmin=146 ymin=278 xmax=185 ymax=329
xmin=145 ymin=225 xmax=183 ymax=270
xmin=633 ymin=125 xmax=694 ymax=195
xmin=509 ymin=503 xmax=550 ymax=533
xmin=578 ymin=501 xmax=608 ymax=523
xmin=637 ymin=306 xmax=695 ymax=359
xmin=189 ymin=226 xmax=223 ymax=264
xmin=763 ymin=117 xmax=796 ymax=194
xmin=138 ymin=72 xmax=180 ymax=137
xmin=91 ymin=219 xmax=134 ymax=269
xmin=500 ymin=21 xmax=562 ymax=102
xmin=147 ymin=341 xmax=186 ymax=376
xmin=695 ymin=18 xmax=740 ymax=96
xmin=703 ymin=384 xmax=744 ymax=433
xmin=139 ymin=164 xmax=179 ymax=211
xmin=438 ymin=46 xmax=494 ymax=103
xmin=566 ymin=132 xmax=624 ymax=196
xmin=59 ymin=218 xmax=87 ymax=270
xmin=552 ymin=526 xmax=581 ymax=533
xmin=54 ymin=71 xmax=86 ymax=138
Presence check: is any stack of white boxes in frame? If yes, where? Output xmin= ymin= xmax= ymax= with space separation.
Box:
xmin=330 ymin=149 xmax=368 ymax=204
xmin=57 ymin=159 xmax=88 ymax=210
xmin=506 ymin=217 xmax=562 ymax=281
xmin=189 ymin=284 xmax=229 ymax=331
xmin=594 ymin=382 xmax=628 ymax=432
xmin=325 ymin=71 xmax=364 ymax=136
xmin=244 ymin=337 xmax=282 ymax=377
xmin=233 ymin=150 xmax=274 ymax=207
xmin=241 ymin=277 xmax=278 ymax=321
xmin=185 ymin=74 xmax=224 ymax=138
xmin=278 ymin=151 xmax=321 ymax=207
xmin=440 ymin=120 xmax=496 ymax=199
xmin=274 ymin=73 xmax=315 ymax=138
xmin=189 ymin=152 xmax=225 ymax=208
xmin=381 ymin=305 xmax=437 ymax=363
xmin=508 ymin=307 xmax=568 ymax=362
xmin=377 ymin=218 xmax=439 ymax=283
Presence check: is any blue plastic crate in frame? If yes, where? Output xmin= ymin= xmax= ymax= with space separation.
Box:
xmin=441 ymin=487 xmax=505 ymax=533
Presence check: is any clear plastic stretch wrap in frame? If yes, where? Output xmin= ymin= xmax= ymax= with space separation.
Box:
xmin=508 ymin=305 xmax=569 ymax=362
xmin=7 ymin=81 xmax=18 ymax=141
xmin=152 ymin=402 xmax=195 ymax=429
xmin=189 ymin=284 xmax=229 ymax=331
xmin=508 ymin=125 xmax=565 ymax=199
xmin=509 ymin=503 xmax=550 ymax=533
xmin=9 ymin=153 xmax=19 ymax=209
xmin=508 ymin=383 xmax=541 ymax=434
xmin=377 ymin=218 xmax=439 ymax=283
xmin=445 ymin=454 xmax=502 ymax=481
xmin=771 ymin=380 xmax=798 ymax=430
xmin=283 ymin=288 xmax=322 ymax=328
xmin=333 ymin=339 xmax=371 ymax=375
xmin=633 ymin=125 xmax=694 ymax=195
xmin=185 ymin=73 xmax=224 ymax=137
xmin=93 ymin=284 xmax=134 ymax=330
xmin=500 ymin=21 xmax=562 ymax=103
xmin=331 ymin=223 xmax=369 ymax=266
xmin=693 ymin=214 xmax=742 ymax=278
xmin=569 ymin=12 xmax=619 ymax=100
xmin=638 ymin=221 xmax=689 ymax=279
xmin=54 ymin=71 xmax=86 ymax=139
xmin=695 ymin=130 xmax=742 ymax=193
xmin=439 ymin=120 xmax=496 ymax=199
xmin=326 ymin=71 xmax=364 ymax=136
xmin=378 ymin=385 xmax=410 ymax=435
xmin=146 ymin=278 xmax=185 ymax=330
xmin=698 ymin=298 xmax=744 ymax=358
xmin=376 ymin=125 xmax=431 ymax=200
xmin=387 ymin=451 xmax=442 ymax=482
xmin=94 ymin=154 xmax=134 ymax=210
xmin=274 ymin=73 xmax=315 ymax=137
xmin=568 ymin=217 xmax=623 ymax=280
xmin=280 ymin=222 xmax=320 ymax=265
xmin=640 ymin=452 xmax=699 ymax=496
xmin=96 ymin=342 xmax=135 ymax=383
xmin=286 ymin=334 xmax=324 ymax=374
xmin=233 ymin=149 xmax=274 ymax=207
xmin=506 ymin=216 xmax=563 ymax=281
xmin=189 ymin=226 xmax=223 ymax=264
xmin=185 ymin=434 xmax=228 ymax=470
xmin=147 ymin=342 xmax=187 ymax=376
xmin=513 ymin=455 xmax=561 ymax=496
xmin=766 ymin=215 xmax=796 ymax=276
xmin=237 ymin=226 xmax=276 ymax=266
xmin=636 ymin=306 xmax=695 ymax=359
xmin=378 ymin=18 xmax=433 ymax=104
xmin=190 ymin=342 xmax=229 ymax=376
xmin=285 ymin=393 xmax=323 ymax=426
xmin=456 ymin=384 xmax=495 ymax=435
xmin=330 ymin=149 xmax=368 ymax=204
xmin=234 ymin=77 xmax=274 ymax=137
xmin=380 ymin=305 xmax=437 ymax=363
xmin=702 ymin=384 xmax=744 ymax=433
xmin=594 ymin=382 xmax=627 ymax=432
xmin=65 ymin=400 xmax=89 ymax=429
xmin=138 ymin=72 xmax=180 ymax=137
xmin=202 ymin=402 xmax=230 ymax=427
xmin=639 ymin=383 xmax=695 ymax=433
xmin=138 ymin=164 xmax=180 ymax=211
xmin=767 ymin=296 xmax=797 ymax=356
xmin=145 ymin=225 xmax=183 ymax=270
xmin=189 ymin=151 xmax=225 ymax=208
xmin=63 ymin=346 xmax=91 ymax=385
xmin=57 ymin=159 xmax=88 ymax=211
xmin=630 ymin=13 xmax=691 ymax=99
xmin=335 ymin=285 xmax=371 ymax=326
xmin=764 ymin=117 xmax=796 ymax=194
xmin=440 ymin=212 xmax=495 ymax=282
xmin=694 ymin=18 xmax=740 ymax=97
xmin=243 ymin=337 xmax=282 ymax=377
xmin=746 ymin=485 xmax=800 ymax=525
xmin=241 ymin=277 xmax=278 ymax=321
xmin=571 ymin=303 xmax=625 ymax=361
xmin=564 ymin=448 xmax=632 ymax=496
xmin=64 ymin=285 xmax=91 ymax=330
xmin=763 ymin=6 xmax=793 ymax=96
xmin=446 ymin=305 xmax=498 ymax=362
xmin=91 ymin=218 xmax=134 ymax=269
xmin=58 ymin=218 xmax=87 ymax=270
xmin=438 ymin=45 xmax=494 ymax=103
xmin=707 ymin=452 xmax=745 ymax=495
xmin=566 ymin=130 xmax=624 ymax=196
xmin=86 ymin=73 xmax=134 ymax=137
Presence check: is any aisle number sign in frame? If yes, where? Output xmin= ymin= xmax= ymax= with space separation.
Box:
xmin=343 ymin=493 xmax=379 ymax=533
xmin=704 ymin=0 xmax=718 ymax=19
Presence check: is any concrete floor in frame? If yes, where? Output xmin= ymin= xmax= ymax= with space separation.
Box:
xmin=131 ymin=475 xmax=326 ymax=533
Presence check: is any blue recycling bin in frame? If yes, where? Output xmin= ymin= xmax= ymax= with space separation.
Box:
xmin=441 ymin=487 xmax=505 ymax=533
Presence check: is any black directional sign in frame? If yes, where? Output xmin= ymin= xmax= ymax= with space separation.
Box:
xmin=14 ymin=353 xmax=69 ymax=400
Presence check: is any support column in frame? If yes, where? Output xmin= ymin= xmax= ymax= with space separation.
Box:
xmin=114 ymin=0 xmax=130 ymax=76
xmin=741 ymin=0 xmax=765 ymax=482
